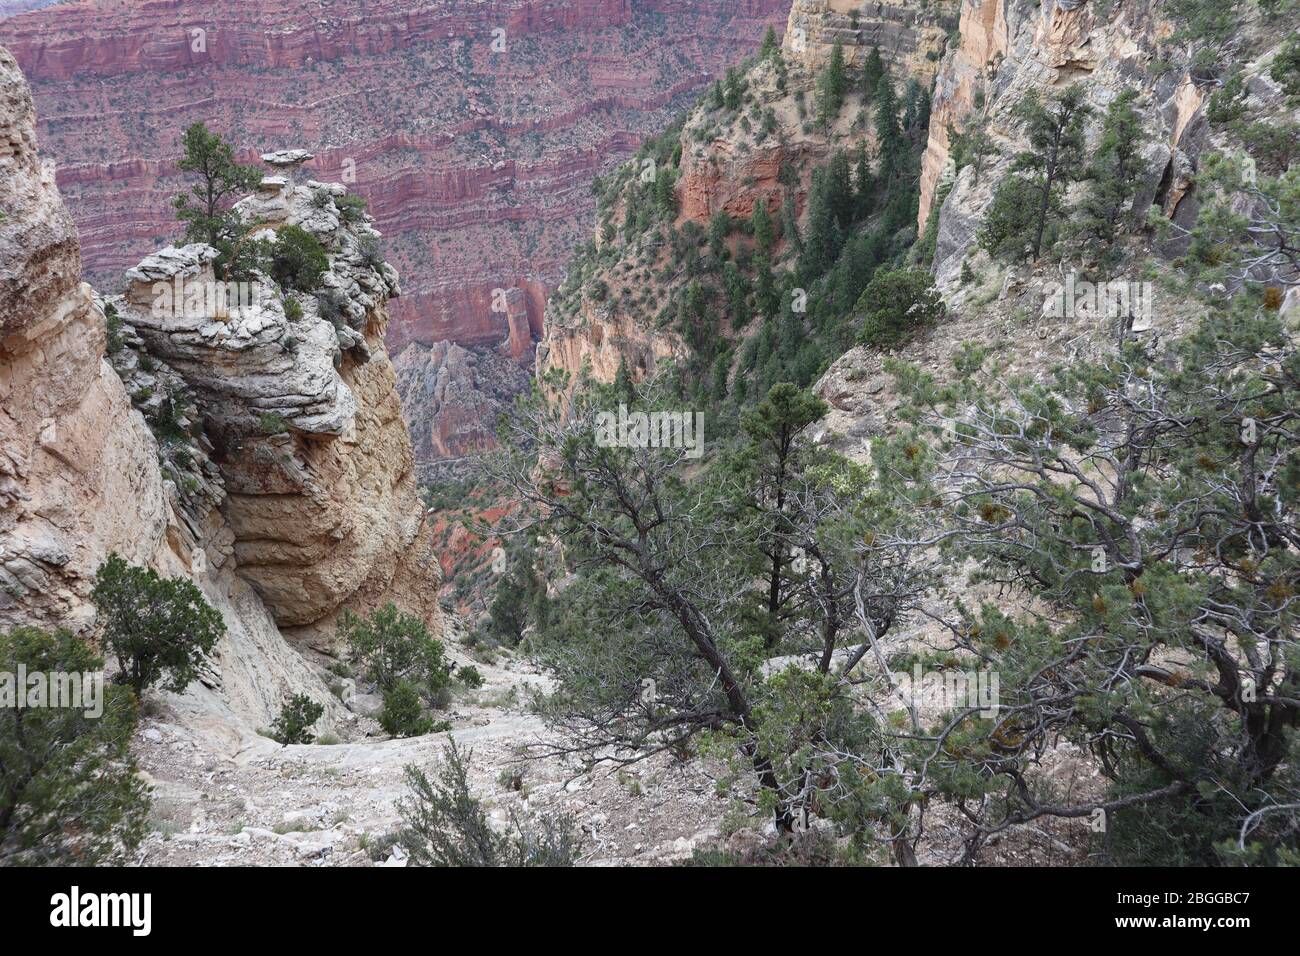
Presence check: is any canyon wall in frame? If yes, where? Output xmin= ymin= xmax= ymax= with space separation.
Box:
xmin=784 ymin=0 xmax=959 ymax=75
xmin=0 ymin=46 xmax=440 ymax=730
xmin=915 ymin=0 xmax=1228 ymax=289
xmin=538 ymin=0 xmax=956 ymax=390
xmin=0 ymin=0 xmax=792 ymax=473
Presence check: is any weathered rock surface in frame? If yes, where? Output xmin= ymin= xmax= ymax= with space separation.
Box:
xmin=1 ymin=45 xmax=446 ymax=743
xmin=916 ymin=0 xmax=1221 ymax=287
xmin=110 ymin=172 xmax=443 ymax=643
xmin=784 ymin=0 xmax=959 ymax=77
xmin=0 ymin=45 xmax=356 ymax=733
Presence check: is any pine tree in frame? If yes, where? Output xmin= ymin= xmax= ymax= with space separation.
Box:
xmin=1013 ymin=84 xmax=1092 ymax=259
xmin=755 ymin=253 xmax=780 ymax=318
xmin=874 ymin=74 xmax=905 ymax=189
xmin=171 ymin=122 xmax=263 ymax=278
xmin=816 ymin=39 xmax=849 ymax=126
xmin=824 ymin=150 xmax=855 ymax=229
xmin=760 ymin=25 xmax=780 ymax=60
xmin=1074 ymin=88 xmax=1144 ymax=259
xmin=948 ymin=118 xmax=997 ymax=185
xmin=781 ymin=190 xmax=802 ymax=256
xmin=853 ymin=142 xmax=873 ymax=216
xmin=860 ymin=46 xmax=885 ymax=102
xmin=654 ymin=166 xmax=678 ymax=217
xmin=751 ymin=197 xmax=775 ymax=256
xmin=723 ymin=67 xmax=745 ymax=110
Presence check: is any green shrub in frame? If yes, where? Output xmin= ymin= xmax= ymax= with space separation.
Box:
xmin=270 ymin=693 xmax=325 ymax=744
xmin=335 ymin=193 xmax=368 ymax=224
xmin=283 ymin=297 xmax=304 ymax=321
xmin=341 ymin=604 xmax=452 ymax=708
xmin=979 ymin=175 xmax=1057 ymax=260
xmin=90 ymin=553 xmax=224 ymax=698
xmin=257 ymin=413 xmax=291 ymax=439
xmin=0 ymin=627 xmax=150 ymax=865
xmin=379 ymin=680 xmax=433 ymax=738
xmin=855 ymin=268 xmax=945 ymax=349
xmin=456 ymin=665 xmax=485 ymax=689
xmin=258 ymin=412 xmax=290 ymax=435
xmin=268 ymin=224 xmax=329 ymax=293
xmin=397 ymin=740 xmax=581 ymax=866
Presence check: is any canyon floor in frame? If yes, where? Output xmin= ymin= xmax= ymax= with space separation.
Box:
xmin=132 ymin=617 xmax=1097 ymax=867
xmin=132 ymin=625 xmax=733 ymax=868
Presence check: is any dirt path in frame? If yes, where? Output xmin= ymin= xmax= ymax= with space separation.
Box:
xmin=133 ymin=645 xmax=734 ymax=867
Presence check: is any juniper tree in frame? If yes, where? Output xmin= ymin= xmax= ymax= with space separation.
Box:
xmin=91 ymin=553 xmax=224 ymax=699
xmin=0 ymin=627 xmax=150 ymax=865
xmin=172 ymin=122 xmax=263 ymax=277
xmin=484 ymin=374 xmax=932 ymax=845
xmin=894 ymin=290 xmax=1300 ymax=864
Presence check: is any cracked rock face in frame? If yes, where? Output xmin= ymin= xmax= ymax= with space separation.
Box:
xmin=112 ymin=172 xmax=441 ymax=641
xmin=0 ymin=47 xmax=435 ymax=734
xmin=0 ymin=45 xmax=172 ymax=632
xmin=917 ymin=0 xmax=1218 ymax=288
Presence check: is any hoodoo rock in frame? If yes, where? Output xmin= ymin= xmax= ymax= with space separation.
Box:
xmin=0 ymin=46 xmax=373 ymax=730
xmin=109 ymin=168 xmax=443 ymax=642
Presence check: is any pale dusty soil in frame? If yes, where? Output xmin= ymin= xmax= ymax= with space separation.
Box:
xmin=132 ymin=624 xmax=1099 ymax=868
xmin=132 ymin=644 xmax=736 ymax=868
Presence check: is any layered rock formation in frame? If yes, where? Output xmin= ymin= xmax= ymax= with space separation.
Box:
xmin=0 ymin=0 xmax=792 ymax=473
xmin=109 ymin=170 xmax=443 ymax=645
xmin=784 ymin=0 xmax=959 ymax=75
xmin=0 ymin=44 xmax=170 ymax=634
xmin=0 ymin=46 xmax=441 ymax=731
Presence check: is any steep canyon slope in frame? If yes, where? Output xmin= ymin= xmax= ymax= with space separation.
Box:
xmin=0 ymin=0 xmax=792 ymax=474
xmin=0 ymin=43 xmax=442 ymax=735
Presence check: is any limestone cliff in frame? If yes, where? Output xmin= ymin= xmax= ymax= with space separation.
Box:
xmin=109 ymin=166 xmax=444 ymax=648
xmin=784 ymin=0 xmax=959 ymax=78
xmin=914 ymin=0 xmax=1268 ymax=290
xmin=0 ymin=46 xmax=441 ymax=732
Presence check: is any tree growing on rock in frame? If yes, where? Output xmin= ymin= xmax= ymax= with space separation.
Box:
xmin=981 ymin=85 xmax=1091 ymax=260
xmin=484 ymin=373 xmax=933 ymax=847
xmin=172 ymin=122 xmax=262 ymax=278
xmin=895 ymin=289 xmax=1300 ymax=864
xmin=91 ymin=553 xmax=225 ymax=699
xmin=1073 ymin=88 xmax=1146 ymax=261
xmin=856 ymin=268 xmax=945 ymax=349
